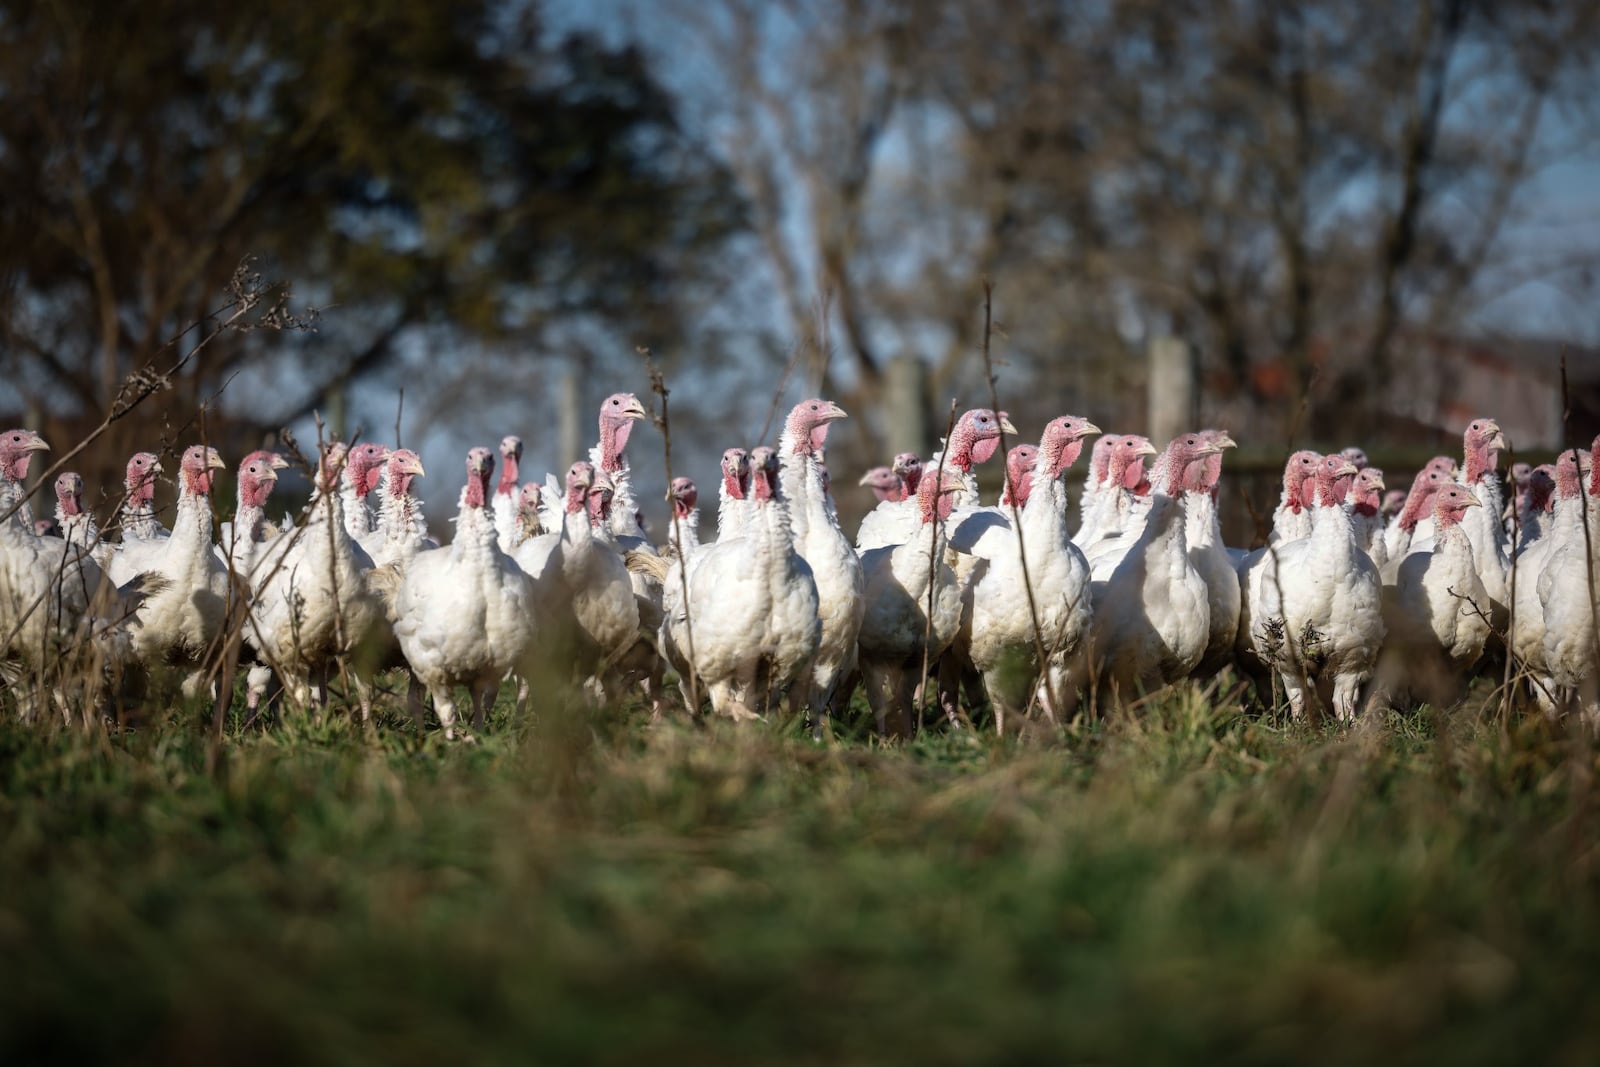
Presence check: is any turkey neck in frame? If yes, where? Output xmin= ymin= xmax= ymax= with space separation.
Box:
xmin=1464 ymin=476 xmax=1508 ymax=556
xmin=378 ymin=488 xmax=417 ymax=548
xmin=1021 ymin=468 xmax=1072 ymax=553
xmin=669 ymin=507 xmax=700 ymax=553
xmin=796 ymin=456 xmax=845 ymax=540
xmin=1307 ymin=496 xmax=1361 ymax=573
xmin=453 ymin=501 xmax=499 ymax=563
xmin=775 ymin=434 xmax=813 ymax=541
xmin=894 ymin=507 xmax=949 ymax=588
xmin=63 ymin=511 xmax=101 ymax=551
xmin=755 ymin=492 xmax=802 ymax=589
xmin=717 ymin=479 xmax=748 ymax=542
xmin=164 ymin=485 xmax=219 ymax=586
xmin=1350 ymin=507 xmax=1384 ymax=556
xmin=1134 ymin=491 xmax=1191 ymax=581
xmin=122 ymin=497 xmax=161 ymax=539
xmin=588 ymin=440 xmax=640 ymax=539
xmin=229 ymin=501 xmax=265 ymax=562
xmin=0 ymin=475 xmax=35 ymax=530
xmin=1183 ymin=487 xmax=1220 ymax=551
xmin=340 ymin=473 xmax=373 ymax=540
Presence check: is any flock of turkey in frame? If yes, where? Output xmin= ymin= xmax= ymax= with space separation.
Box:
xmin=1 ymin=395 xmax=1596 ymax=739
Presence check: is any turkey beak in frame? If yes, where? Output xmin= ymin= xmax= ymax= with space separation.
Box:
xmin=621 ymin=397 xmax=648 ymax=420
xmin=1076 ymin=421 xmax=1102 ymax=439
xmin=1194 ymin=443 xmax=1224 ymax=457
xmin=266 ymin=453 xmax=289 ymax=470
xmin=205 ymin=448 xmax=227 ymax=471
xmin=1368 ymin=474 xmax=1386 ymax=491
xmin=400 ymin=454 xmax=426 ymax=478
xmin=22 ymin=433 xmax=50 ymax=453
xmin=1489 ymin=425 xmax=1508 ymax=450
xmin=999 ymin=414 xmax=1020 ymax=436
xmin=821 ymin=401 xmax=849 ymax=422
xmin=1460 ymin=493 xmax=1483 ymax=509
xmin=1136 ymin=441 xmax=1159 ymax=458
xmin=1337 ymin=461 xmax=1360 ymax=477
xmin=1214 ymin=433 xmax=1237 ymax=450
xmin=258 ymin=467 xmax=279 ymax=484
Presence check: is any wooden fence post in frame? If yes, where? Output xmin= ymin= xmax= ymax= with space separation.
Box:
xmin=886 ymin=354 xmax=927 ymax=456
xmin=1148 ymin=335 xmax=1195 ymax=447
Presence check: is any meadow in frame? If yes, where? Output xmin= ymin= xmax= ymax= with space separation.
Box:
xmin=3 ymin=685 xmax=1599 ymax=1065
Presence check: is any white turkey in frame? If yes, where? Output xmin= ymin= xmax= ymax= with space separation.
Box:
xmin=214 ymin=451 xmax=287 ymax=718
xmin=53 ymin=472 xmax=102 ymax=557
xmin=949 ymin=415 xmax=1097 ymax=734
xmin=679 ymin=446 xmax=819 ymax=720
xmin=856 ymin=467 xmax=968 ymax=737
xmin=856 ymin=408 xmax=1010 ymax=552
xmin=1078 ymin=432 xmax=1219 ymax=707
xmin=392 ymin=446 xmax=537 ymax=739
xmin=1349 ymin=467 xmax=1387 ymax=566
xmin=711 ymin=447 xmax=751 ymax=542
xmin=1380 ymin=464 xmax=1453 ymax=578
xmin=579 ymin=392 xmax=668 ymax=709
xmin=662 ymin=476 xmax=700 ymax=559
xmin=646 ymin=451 xmax=749 ymax=707
xmin=588 ymin=391 xmax=649 ymax=543
xmin=858 ymin=452 xmax=921 ymax=504
xmin=1234 ymin=450 xmax=1323 ymax=686
xmin=246 ymin=443 xmax=388 ymax=719
xmin=510 ymin=483 xmax=544 ymax=550
xmin=0 ymin=434 xmax=86 ymax=699
xmin=0 ymin=436 xmax=155 ymax=720
xmin=369 ymin=449 xmax=432 ymax=569
xmin=1535 ymin=442 xmax=1600 ymax=722
xmin=778 ymin=398 xmax=864 ymax=730
xmin=217 ymin=451 xmax=287 ymax=580
xmin=999 ymin=444 xmax=1038 ymax=508
xmin=1251 ymin=454 xmax=1385 ymax=721
xmin=106 ymin=443 xmax=231 ymax=697
xmin=1076 ymin=435 xmax=1158 ymax=574
xmin=1375 ymin=483 xmax=1489 ymax=709
xmin=1506 ymin=449 xmax=1589 ymax=714
xmin=492 ymin=434 xmax=524 ymax=555
xmin=1178 ymin=429 xmax=1240 ymax=680
xmin=104 ymin=451 xmax=166 ymax=555
xmin=1455 ymin=419 xmax=1512 ymax=629
xmin=1513 ymin=464 xmax=1556 ymax=547
xmin=1077 ymin=435 xmax=1117 ymax=536
xmin=337 ymin=441 xmax=391 ymax=562
xmin=859 ymin=466 xmax=900 ymax=502
xmin=517 ymin=461 xmax=638 ymax=699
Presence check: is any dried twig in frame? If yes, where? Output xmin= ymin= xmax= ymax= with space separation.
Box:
xmin=917 ymin=399 xmax=959 ymax=732
xmin=975 ymin=281 xmax=1057 ymax=728
xmin=641 ymin=346 xmax=699 ymax=718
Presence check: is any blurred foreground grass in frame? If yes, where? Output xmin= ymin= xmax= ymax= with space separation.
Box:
xmin=3 ymin=687 xmax=1599 ymax=1065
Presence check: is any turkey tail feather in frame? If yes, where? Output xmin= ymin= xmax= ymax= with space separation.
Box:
xmin=624 ymin=550 xmax=670 ymax=583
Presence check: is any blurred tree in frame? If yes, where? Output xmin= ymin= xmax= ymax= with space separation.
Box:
xmin=0 ymin=0 xmax=742 ymax=467
xmin=652 ymin=0 xmax=1600 ymax=450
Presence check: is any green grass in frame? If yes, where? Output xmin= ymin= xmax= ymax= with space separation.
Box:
xmin=3 ymin=686 xmax=1600 ymax=1065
